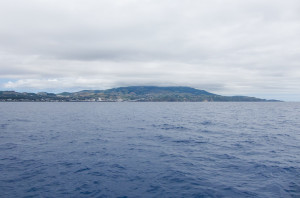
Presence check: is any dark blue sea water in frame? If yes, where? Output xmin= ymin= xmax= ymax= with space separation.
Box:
xmin=1 ymin=102 xmax=300 ymax=198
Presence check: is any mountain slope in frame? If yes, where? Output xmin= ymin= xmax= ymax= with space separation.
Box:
xmin=103 ymin=86 xmax=215 ymax=95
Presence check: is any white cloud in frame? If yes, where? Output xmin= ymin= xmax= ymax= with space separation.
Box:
xmin=0 ymin=0 xmax=300 ymax=100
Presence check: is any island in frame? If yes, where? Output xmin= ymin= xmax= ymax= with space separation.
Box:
xmin=0 ymin=86 xmax=280 ymax=102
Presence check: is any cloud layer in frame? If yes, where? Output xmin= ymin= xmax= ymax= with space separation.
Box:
xmin=0 ymin=0 xmax=300 ymax=100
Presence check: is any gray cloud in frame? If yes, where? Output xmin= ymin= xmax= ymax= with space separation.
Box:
xmin=0 ymin=0 xmax=300 ymax=100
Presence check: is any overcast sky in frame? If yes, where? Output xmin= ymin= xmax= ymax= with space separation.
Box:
xmin=0 ymin=0 xmax=300 ymax=101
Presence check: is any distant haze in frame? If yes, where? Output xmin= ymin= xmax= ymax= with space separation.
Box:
xmin=0 ymin=0 xmax=300 ymax=101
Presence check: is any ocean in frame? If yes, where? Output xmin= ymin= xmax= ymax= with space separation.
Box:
xmin=1 ymin=102 xmax=300 ymax=197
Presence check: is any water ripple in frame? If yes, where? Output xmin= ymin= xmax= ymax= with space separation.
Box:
xmin=0 ymin=102 xmax=299 ymax=197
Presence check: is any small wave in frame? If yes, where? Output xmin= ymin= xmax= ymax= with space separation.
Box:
xmin=213 ymin=153 xmax=238 ymax=160
xmin=173 ymin=140 xmax=192 ymax=144
xmin=200 ymin=121 xmax=213 ymax=126
xmin=8 ymin=118 xmax=32 ymax=123
xmin=88 ymin=171 xmax=104 ymax=176
xmin=197 ymin=129 xmax=219 ymax=134
xmin=285 ymin=182 xmax=300 ymax=197
xmin=0 ymin=143 xmax=18 ymax=151
xmin=154 ymin=135 xmax=171 ymax=142
xmin=146 ymin=185 xmax=161 ymax=193
xmin=110 ymin=164 xmax=126 ymax=170
xmin=74 ymin=167 xmax=91 ymax=173
xmin=172 ymin=139 xmax=209 ymax=145
xmin=152 ymin=124 xmax=190 ymax=131
xmin=0 ymin=123 xmax=9 ymax=129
